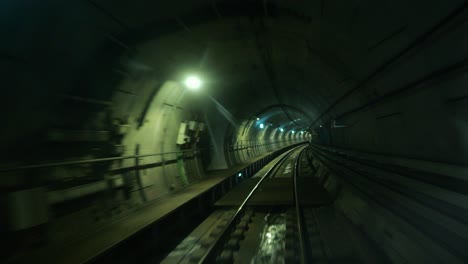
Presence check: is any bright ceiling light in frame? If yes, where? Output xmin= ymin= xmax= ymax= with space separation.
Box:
xmin=259 ymin=123 xmax=264 ymax=129
xmin=184 ymin=75 xmax=201 ymax=90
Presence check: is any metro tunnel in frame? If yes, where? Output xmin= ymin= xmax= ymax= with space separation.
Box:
xmin=1 ymin=1 xmax=468 ymax=263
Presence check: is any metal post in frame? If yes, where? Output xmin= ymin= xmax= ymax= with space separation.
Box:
xmin=134 ymin=144 xmax=147 ymax=203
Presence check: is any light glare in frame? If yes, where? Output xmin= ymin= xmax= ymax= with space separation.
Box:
xmin=259 ymin=123 xmax=264 ymax=129
xmin=184 ymin=76 xmax=201 ymax=90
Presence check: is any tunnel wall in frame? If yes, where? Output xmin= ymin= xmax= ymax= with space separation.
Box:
xmin=225 ymin=119 xmax=309 ymax=166
xmin=308 ymin=145 xmax=468 ymax=263
xmin=0 ymin=0 xmax=308 ymax=238
xmin=1 ymin=1 xmax=125 ymax=158
xmin=321 ymin=10 xmax=468 ymax=166
xmin=0 ymin=0 xmax=217 ymax=237
xmin=0 ymin=78 xmax=208 ymax=247
xmin=110 ymin=80 xmax=206 ymax=199
xmin=328 ymin=78 xmax=468 ymax=166
xmin=3 ymin=1 xmax=465 ymax=261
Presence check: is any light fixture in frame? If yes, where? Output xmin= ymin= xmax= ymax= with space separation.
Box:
xmin=292 ymin=130 xmax=295 ymax=134
xmin=238 ymin=173 xmax=242 ymax=177
xmin=256 ymin=117 xmax=260 ymax=121
xmin=280 ymin=128 xmax=284 ymax=132
xmin=259 ymin=123 xmax=264 ymax=129
xmin=184 ymin=75 xmax=201 ymax=90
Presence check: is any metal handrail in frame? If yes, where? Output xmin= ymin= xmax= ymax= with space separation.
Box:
xmin=0 ymin=148 xmax=207 ymax=172
xmin=230 ymin=139 xmax=302 ymax=151
xmin=198 ymin=145 xmax=303 ymax=263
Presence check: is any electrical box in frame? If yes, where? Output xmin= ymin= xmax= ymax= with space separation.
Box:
xmin=176 ymin=122 xmax=190 ymax=145
xmin=188 ymin=121 xmax=197 ymax=131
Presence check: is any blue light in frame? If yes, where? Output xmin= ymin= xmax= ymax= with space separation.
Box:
xmin=259 ymin=123 xmax=264 ymax=129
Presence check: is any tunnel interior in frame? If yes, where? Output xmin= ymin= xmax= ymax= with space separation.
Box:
xmin=1 ymin=0 xmax=468 ymax=263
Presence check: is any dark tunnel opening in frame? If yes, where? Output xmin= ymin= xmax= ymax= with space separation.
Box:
xmin=1 ymin=0 xmax=468 ymax=263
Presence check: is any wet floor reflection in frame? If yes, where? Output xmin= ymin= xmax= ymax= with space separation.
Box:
xmin=251 ymin=213 xmax=286 ymax=264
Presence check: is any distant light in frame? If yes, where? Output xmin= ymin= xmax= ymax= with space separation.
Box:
xmin=238 ymin=173 xmax=242 ymax=177
xmin=319 ymin=125 xmax=322 ymax=128
xmin=256 ymin=117 xmax=260 ymax=121
xmin=259 ymin=123 xmax=264 ymax=129
xmin=292 ymin=130 xmax=295 ymax=133
xmin=301 ymin=131 xmax=304 ymax=134
xmin=184 ymin=76 xmax=201 ymax=90
xmin=280 ymin=128 xmax=284 ymax=132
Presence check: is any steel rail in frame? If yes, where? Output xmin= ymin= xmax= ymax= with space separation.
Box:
xmin=293 ymin=147 xmax=308 ymax=264
xmin=0 ymin=148 xmax=207 ymax=172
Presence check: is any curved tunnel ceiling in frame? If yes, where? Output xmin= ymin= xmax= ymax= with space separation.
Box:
xmin=2 ymin=0 xmax=468 ymax=165
xmin=2 ymin=2 xmax=468 ymax=261
xmin=89 ymin=0 xmax=466 ymax=129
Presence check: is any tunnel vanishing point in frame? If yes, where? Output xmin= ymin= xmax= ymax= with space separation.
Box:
xmin=1 ymin=1 xmax=468 ymax=263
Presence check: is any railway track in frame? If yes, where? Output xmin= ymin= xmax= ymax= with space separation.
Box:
xmin=162 ymin=145 xmax=330 ymax=264
xmin=92 ymin=143 xmax=466 ymax=263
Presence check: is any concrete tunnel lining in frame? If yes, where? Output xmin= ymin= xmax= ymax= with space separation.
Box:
xmin=1 ymin=0 xmax=468 ymax=263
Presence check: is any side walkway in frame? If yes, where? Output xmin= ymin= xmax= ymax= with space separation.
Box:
xmin=14 ymin=145 xmax=299 ymax=264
